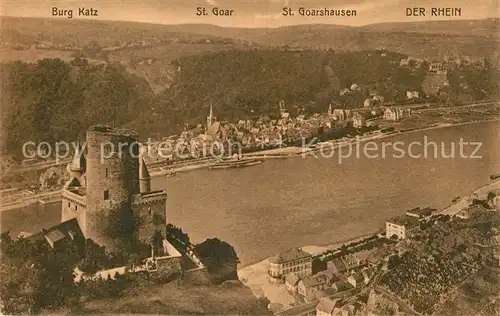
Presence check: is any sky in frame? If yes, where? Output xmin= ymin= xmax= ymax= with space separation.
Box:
xmin=1 ymin=0 xmax=499 ymax=28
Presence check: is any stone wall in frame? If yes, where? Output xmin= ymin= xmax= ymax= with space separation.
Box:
xmin=183 ymin=266 xmax=213 ymax=285
xmin=132 ymin=191 xmax=167 ymax=244
xmin=61 ymin=190 xmax=87 ymax=231
xmin=151 ymin=256 xmax=183 ymax=282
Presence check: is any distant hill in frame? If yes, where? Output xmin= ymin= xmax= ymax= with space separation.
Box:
xmin=360 ymin=18 xmax=500 ymax=37
xmin=2 ymin=16 xmax=498 ymax=94
xmin=2 ymin=17 xmax=498 ymax=56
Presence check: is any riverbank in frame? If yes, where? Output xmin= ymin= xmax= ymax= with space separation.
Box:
xmin=440 ymin=178 xmax=500 ymax=216
xmin=237 ymin=178 xmax=500 ymax=311
xmin=159 ymin=118 xmax=500 ymax=168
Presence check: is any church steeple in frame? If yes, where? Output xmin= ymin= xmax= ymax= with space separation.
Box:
xmin=207 ymin=102 xmax=214 ymax=129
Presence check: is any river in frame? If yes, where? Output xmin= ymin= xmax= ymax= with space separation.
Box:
xmin=2 ymin=121 xmax=499 ymax=266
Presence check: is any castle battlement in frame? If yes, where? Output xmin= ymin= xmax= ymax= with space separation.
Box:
xmin=132 ymin=191 xmax=167 ymax=205
xmin=61 ymin=189 xmax=86 ymax=206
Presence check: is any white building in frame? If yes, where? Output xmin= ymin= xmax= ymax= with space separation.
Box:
xmin=406 ymin=91 xmax=419 ymax=99
xmin=386 ymin=215 xmax=419 ymax=240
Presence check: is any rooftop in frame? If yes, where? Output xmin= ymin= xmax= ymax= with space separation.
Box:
xmin=269 ymin=248 xmax=311 ymax=264
xmin=406 ymin=206 xmax=437 ymax=218
xmin=28 ymin=218 xmax=84 ymax=249
xmin=316 ymin=297 xmax=340 ymax=314
xmin=387 ymin=215 xmax=419 ymax=227
xmin=301 ymin=274 xmax=329 ymax=287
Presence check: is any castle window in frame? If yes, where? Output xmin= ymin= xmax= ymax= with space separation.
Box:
xmin=104 ymin=190 xmax=109 ymax=200
xmin=148 ymin=207 xmax=152 ymax=215
xmin=105 ymin=168 xmax=108 ymax=178
xmin=68 ymin=202 xmax=70 ymax=207
xmin=75 ymin=205 xmax=78 ymax=210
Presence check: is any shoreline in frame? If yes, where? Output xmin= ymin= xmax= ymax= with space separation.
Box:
xmin=237 ymin=179 xmax=500 ymax=309
xmin=156 ymin=117 xmax=500 ymax=170
xmin=238 ymin=178 xmax=500 ymax=272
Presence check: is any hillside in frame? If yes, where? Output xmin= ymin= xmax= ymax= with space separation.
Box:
xmin=1 ymin=17 xmax=499 ymax=95
xmin=360 ymin=18 xmax=500 ymax=37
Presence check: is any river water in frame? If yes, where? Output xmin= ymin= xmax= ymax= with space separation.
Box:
xmin=3 ymin=121 xmax=499 ymax=266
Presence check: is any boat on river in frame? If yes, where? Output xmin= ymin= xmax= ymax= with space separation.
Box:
xmin=208 ymin=158 xmax=263 ymax=170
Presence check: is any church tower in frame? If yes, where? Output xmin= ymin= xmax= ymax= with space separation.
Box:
xmin=207 ymin=102 xmax=214 ymax=129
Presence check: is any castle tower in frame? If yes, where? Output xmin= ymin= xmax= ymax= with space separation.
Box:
xmin=84 ymin=125 xmax=140 ymax=250
xmin=139 ymin=157 xmax=151 ymax=194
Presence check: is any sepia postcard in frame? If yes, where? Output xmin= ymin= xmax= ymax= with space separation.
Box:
xmin=0 ymin=0 xmax=499 ymax=315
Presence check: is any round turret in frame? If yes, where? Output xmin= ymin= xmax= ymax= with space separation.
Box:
xmin=139 ymin=157 xmax=151 ymax=194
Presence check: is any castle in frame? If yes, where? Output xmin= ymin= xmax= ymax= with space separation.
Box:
xmin=60 ymin=125 xmax=167 ymax=251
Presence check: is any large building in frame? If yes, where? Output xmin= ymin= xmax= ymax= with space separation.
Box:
xmin=268 ymin=248 xmax=313 ymax=281
xmin=61 ymin=125 xmax=167 ymax=251
xmin=386 ymin=215 xmax=419 ymax=240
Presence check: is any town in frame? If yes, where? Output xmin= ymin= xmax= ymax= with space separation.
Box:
xmin=247 ymin=184 xmax=500 ymax=315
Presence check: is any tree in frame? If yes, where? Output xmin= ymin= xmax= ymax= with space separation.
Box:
xmin=194 ymin=238 xmax=240 ymax=273
xmin=0 ymin=232 xmax=78 ymax=314
xmin=387 ymin=254 xmax=402 ymax=270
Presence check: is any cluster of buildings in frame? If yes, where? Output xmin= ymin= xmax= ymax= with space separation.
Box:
xmin=147 ymin=103 xmax=378 ymax=161
xmin=267 ymin=243 xmax=390 ymax=304
xmin=144 ymin=97 xmax=422 ymax=162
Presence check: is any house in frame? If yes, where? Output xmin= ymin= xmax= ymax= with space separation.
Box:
xmin=383 ymin=107 xmax=411 ymax=121
xmin=328 ymin=253 xmax=363 ymax=275
xmin=297 ymin=274 xmax=330 ymax=302
xmin=406 ymin=91 xmax=419 ymax=99
xmin=28 ymin=218 xmax=85 ymax=250
xmin=352 ymin=113 xmax=366 ymax=128
xmin=285 ymin=273 xmax=300 ymax=293
xmin=331 ymin=280 xmax=353 ymax=294
xmin=365 ymin=246 xmax=391 ymax=266
xmin=332 ymin=303 xmax=357 ymax=316
xmin=268 ymin=248 xmax=313 ymax=281
xmin=296 ymin=115 xmax=306 ymax=122
xmin=281 ymin=112 xmax=290 ymax=119
xmin=316 ymin=297 xmax=341 ymax=316
xmin=332 ymin=109 xmax=352 ymax=121
xmin=372 ymin=95 xmax=385 ymax=103
xmin=339 ymin=88 xmax=350 ymax=96
xmin=347 ymin=272 xmax=367 ymax=288
xmin=386 ymin=215 xmax=419 ymax=239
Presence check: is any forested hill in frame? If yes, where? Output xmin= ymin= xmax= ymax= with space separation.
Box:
xmin=0 ymin=58 xmax=161 ymax=157
xmin=160 ymin=49 xmax=497 ymax=123
xmin=3 ymin=48 xmax=497 ymax=159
